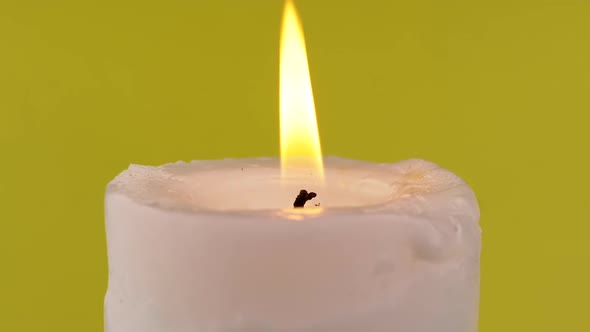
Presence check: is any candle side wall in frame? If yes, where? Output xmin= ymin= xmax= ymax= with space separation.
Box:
xmin=105 ymin=189 xmax=480 ymax=332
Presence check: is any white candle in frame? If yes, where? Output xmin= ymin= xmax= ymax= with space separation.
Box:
xmin=104 ymin=157 xmax=480 ymax=332
xmin=104 ymin=1 xmax=481 ymax=330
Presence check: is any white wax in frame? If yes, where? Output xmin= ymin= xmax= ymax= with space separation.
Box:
xmin=104 ymin=157 xmax=481 ymax=332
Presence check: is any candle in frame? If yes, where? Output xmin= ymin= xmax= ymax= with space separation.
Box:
xmin=105 ymin=158 xmax=480 ymax=332
xmin=104 ymin=1 xmax=481 ymax=332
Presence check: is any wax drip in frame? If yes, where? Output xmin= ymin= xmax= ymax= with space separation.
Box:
xmin=293 ymin=189 xmax=317 ymax=208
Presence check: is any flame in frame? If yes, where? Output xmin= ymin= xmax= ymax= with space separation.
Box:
xmin=280 ymin=0 xmax=324 ymax=181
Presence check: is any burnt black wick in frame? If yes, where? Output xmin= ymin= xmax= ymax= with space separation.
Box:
xmin=293 ymin=189 xmax=317 ymax=208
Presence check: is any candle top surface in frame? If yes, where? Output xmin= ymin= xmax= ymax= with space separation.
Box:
xmin=106 ymin=157 xmax=479 ymax=222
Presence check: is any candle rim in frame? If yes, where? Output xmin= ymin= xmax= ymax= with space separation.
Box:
xmin=106 ymin=156 xmax=479 ymax=222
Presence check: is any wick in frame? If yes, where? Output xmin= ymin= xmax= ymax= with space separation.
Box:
xmin=293 ymin=189 xmax=317 ymax=208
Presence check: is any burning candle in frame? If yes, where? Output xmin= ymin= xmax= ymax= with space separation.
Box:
xmin=104 ymin=1 xmax=481 ymax=332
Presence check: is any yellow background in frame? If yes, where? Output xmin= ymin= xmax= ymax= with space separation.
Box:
xmin=1 ymin=0 xmax=588 ymax=331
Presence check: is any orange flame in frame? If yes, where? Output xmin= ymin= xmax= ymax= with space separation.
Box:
xmin=280 ymin=0 xmax=324 ymax=182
